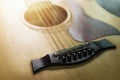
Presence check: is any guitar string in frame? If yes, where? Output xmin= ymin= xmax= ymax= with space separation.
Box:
xmin=42 ymin=2 xmax=70 ymax=48
xmin=25 ymin=0 xmax=61 ymax=50
xmin=36 ymin=0 xmax=74 ymax=49
xmin=36 ymin=2 xmax=66 ymax=49
xmin=44 ymin=1 xmax=74 ymax=48
xmin=34 ymin=2 xmax=64 ymax=50
xmin=47 ymin=1 xmax=76 ymax=46
xmin=42 ymin=1 xmax=74 ymax=48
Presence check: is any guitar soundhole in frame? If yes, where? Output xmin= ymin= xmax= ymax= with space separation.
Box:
xmin=24 ymin=1 xmax=68 ymax=27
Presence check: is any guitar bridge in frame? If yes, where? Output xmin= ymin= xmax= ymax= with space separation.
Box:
xmin=32 ymin=39 xmax=116 ymax=74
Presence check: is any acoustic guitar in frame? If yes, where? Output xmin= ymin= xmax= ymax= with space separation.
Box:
xmin=0 ymin=0 xmax=120 ymax=80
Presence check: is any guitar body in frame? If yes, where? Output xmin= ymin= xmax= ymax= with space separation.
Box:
xmin=0 ymin=0 xmax=120 ymax=80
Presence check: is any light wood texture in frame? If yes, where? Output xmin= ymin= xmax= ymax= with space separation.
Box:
xmin=0 ymin=0 xmax=120 ymax=80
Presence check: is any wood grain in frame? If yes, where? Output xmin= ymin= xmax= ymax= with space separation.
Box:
xmin=0 ymin=0 xmax=120 ymax=80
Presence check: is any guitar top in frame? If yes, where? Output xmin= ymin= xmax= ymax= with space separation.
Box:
xmin=0 ymin=0 xmax=120 ymax=80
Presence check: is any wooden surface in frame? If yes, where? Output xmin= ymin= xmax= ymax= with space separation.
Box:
xmin=0 ymin=0 xmax=120 ymax=80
